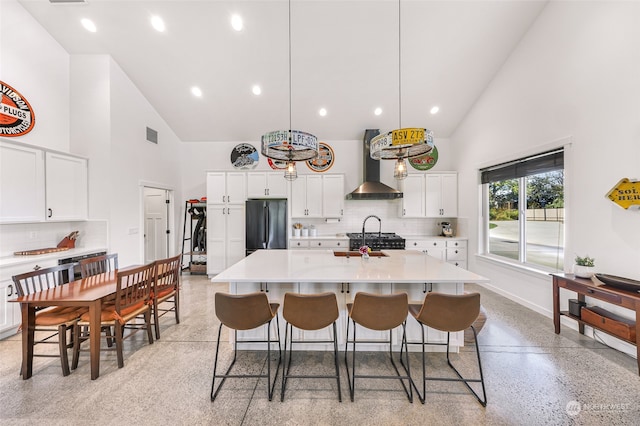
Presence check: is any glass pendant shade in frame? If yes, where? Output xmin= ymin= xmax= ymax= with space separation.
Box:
xmin=394 ymin=157 xmax=408 ymax=180
xmin=284 ymin=160 xmax=297 ymax=181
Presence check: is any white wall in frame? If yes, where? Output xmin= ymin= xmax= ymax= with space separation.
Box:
xmin=452 ymin=1 xmax=640 ymax=354
xmin=70 ymin=56 xmax=183 ymax=266
xmin=0 ymin=0 xmax=70 ymax=151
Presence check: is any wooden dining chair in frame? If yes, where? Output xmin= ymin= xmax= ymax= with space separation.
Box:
xmin=72 ymin=262 xmax=155 ymax=370
xmin=78 ymin=253 xmax=119 ymax=345
xmin=12 ymin=263 xmax=84 ymax=376
xmin=79 ymin=253 xmax=118 ymax=278
xmin=151 ymin=254 xmax=181 ymax=339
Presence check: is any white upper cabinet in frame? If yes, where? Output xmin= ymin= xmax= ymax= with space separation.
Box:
xmin=400 ymin=173 xmax=457 ymax=218
xmin=291 ymin=175 xmax=323 ymax=218
xmin=0 ymin=141 xmax=88 ymax=223
xmin=247 ymin=172 xmax=287 ymax=198
xmin=0 ymin=142 xmax=45 ymax=222
xmin=399 ymin=174 xmax=425 ymax=218
xmin=206 ymin=172 xmax=246 ymax=205
xmin=425 ymin=173 xmax=458 ymax=218
xmin=45 ymin=152 xmax=88 ymax=221
xmin=321 ymin=174 xmax=344 ymax=218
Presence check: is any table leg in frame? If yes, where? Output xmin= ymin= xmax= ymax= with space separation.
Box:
xmin=89 ymin=300 xmax=102 ymax=380
xmin=20 ymin=304 xmax=35 ymax=380
xmin=577 ymin=294 xmax=586 ymax=334
xmin=553 ymin=278 xmax=560 ymax=334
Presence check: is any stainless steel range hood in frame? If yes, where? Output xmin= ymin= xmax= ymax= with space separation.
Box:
xmin=346 ymin=129 xmax=403 ymax=200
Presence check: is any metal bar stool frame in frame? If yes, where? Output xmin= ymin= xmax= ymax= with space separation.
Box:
xmin=344 ymin=291 xmax=413 ymax=403
xmin=211 ymin=292 xmax=282 ymax=402
xmin=280 ymin=292 xmax=342 ymax=402
xmin=404 ymin=292 xmax=487 ymax=406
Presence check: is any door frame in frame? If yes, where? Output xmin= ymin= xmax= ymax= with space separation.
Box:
xmin=139 ymin=181 xmax=175 ymax=262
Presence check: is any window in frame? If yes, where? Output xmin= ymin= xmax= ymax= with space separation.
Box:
xmin=481 ymin=149 xmax=564 ymax=271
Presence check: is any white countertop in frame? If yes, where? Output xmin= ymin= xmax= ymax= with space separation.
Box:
xmin=212 ymin=249 xmax=488 ymax=284
xmin=0 ymin=246 xmax=108 ymax=268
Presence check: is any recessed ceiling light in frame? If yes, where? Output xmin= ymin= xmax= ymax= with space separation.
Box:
xmin=191 ymin=86 xmax=203 ymax=97
xmin=231 ymin=14 xmax=243 ymax=31
xmin=430 ymin=106 xmax=440 ymax=114
xmin=252 ymin=85 xmax=262 ymax=96
xmin=374 ymin=107 xmax=383 ymax=116
xmin=151 ymin=16 xmax=165 ymax=32
xmin=319 ymin=108 xmax=327 ymax=117
xmin=81 ymin=18 xmax=97 ymax=33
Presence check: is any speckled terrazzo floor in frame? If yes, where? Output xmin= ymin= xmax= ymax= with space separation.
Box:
xmin=1 ymin=276 xmax=639 ymax=425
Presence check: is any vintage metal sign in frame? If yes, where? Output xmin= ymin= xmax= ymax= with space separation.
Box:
xmin=606 ymin=178 xmax=640 ymax=209
xmin=0 ymin=81 xmax=35 ymax=137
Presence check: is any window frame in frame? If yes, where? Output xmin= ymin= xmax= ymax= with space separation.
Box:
xmin=480 ymin=148 xmax=565 ymax=273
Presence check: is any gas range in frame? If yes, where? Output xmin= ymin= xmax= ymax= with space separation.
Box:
xmin=346 ymin=232 xmax=405 ymax=251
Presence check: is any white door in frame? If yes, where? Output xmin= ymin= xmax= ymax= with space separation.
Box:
xmin=305 ymin=175 xmax=323 ymax=217
xmin=424 ymin=174 xmax=443 ymax=217
xmin=207 ymin=205 xmax=226 ymax=274
xmin=265 ymin=172 xmax=288 ymax=197
xmin=440 ymin=173 xmax=458 ymax=217
xmin=322 ymin=174 xmax=344 ymax=218
xmin=144 ymin=187 xmax=169 ymax=263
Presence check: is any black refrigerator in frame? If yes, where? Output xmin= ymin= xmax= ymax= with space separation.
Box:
xmin=245 ymin=199 xmax=287 ymax=255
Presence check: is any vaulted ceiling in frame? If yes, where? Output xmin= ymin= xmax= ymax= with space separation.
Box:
xmin=18 ymin=0 xmax=547 ymax=142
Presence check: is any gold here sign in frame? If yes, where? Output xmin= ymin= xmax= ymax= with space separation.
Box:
xmin=606 ymin=178 xmax=640 ymax=209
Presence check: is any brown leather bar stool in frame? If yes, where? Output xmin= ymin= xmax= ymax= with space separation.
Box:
xmin=344 ymin=291 xmax=412 ymax=402
xmin=280 ymin=292 xmax=341 ymax=402
xmin=211 ymin=292 xmax=281 ymax=401
xmin=408 ymin=292 xmax=487 ymax=406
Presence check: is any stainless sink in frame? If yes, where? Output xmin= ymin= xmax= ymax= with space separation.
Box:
xmin=333 ymin=250 xmax=388 ymax=257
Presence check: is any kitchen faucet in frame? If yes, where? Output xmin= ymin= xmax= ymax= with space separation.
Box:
xmin=361 ymin=215 xmax=382 ymax=250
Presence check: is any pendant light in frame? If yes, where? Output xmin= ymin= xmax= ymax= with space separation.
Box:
xmin=372 ymin=0 xmax=434 ymax=180
xmin=261 ymin=0 xmax=318 ymax=179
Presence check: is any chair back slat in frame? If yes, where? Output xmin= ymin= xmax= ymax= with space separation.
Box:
xmin=12 ymin=263 xmax=77 ymax=299
xmin=115 ymin=263 xmax=154 ymax=314
xmin=79 ymin=253 xmax=118 ymax=278
xmin=153 ymin=254 xmax=181 ymax=295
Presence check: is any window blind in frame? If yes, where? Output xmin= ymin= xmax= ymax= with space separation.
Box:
xmin=480 ymin=149 xmax=564 ymax=184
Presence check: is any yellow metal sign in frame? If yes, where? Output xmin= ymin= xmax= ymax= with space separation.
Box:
xmin=392 ymin=128 xmax=425 ymax=146
xmin=606 ymin=178 xmax=640 ymax=209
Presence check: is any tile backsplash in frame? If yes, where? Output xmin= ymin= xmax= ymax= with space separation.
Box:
xmin=291 ymin=199 xmax=461 ymax=238
xmin=0 ymin=220 xmax=108 ymax=257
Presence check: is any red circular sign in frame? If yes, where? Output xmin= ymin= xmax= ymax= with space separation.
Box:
xmin=0 ymin=81 xmax=35 ymax=137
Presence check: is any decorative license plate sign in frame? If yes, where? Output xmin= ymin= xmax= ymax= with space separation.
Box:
xmin=606 ymin=178 xmax=640 ymax=209
xmin=370 ymin=128 xmax=434 ymax=160
xmin=0 ymin=81 xmax=35 ymax=137
xmin=261 ymin=129 xmax=319 ymax=161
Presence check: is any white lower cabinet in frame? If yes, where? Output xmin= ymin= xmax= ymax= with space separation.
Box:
xmin=207 ymin=204 xmax=245 ymax=274
xmin=405 ymin=238 xmax=467 ymax=269
xmin=446 ymin=240 xmax=467 ymax=269
xmin=405 ymin=239 xmax=446 ymax=260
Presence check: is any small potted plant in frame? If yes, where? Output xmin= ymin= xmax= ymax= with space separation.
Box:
xmin=574 ymin=255 xmax=595 ymax=278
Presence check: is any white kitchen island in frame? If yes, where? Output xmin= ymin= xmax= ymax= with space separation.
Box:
xmin=211 ymin=249 xmax=490 ymax=351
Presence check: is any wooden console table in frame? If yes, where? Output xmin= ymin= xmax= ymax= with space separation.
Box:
xmin=552 ymin=273 xmax=640 ymax=375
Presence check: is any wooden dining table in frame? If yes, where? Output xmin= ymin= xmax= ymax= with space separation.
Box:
xmin=12 ymin=270 xmax=119 ymax=380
